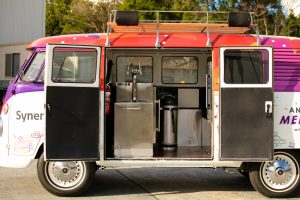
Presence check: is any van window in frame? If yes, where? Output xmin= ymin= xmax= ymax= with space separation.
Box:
xmin=162 ymin=56 xmax=198 ymax=84
xmin=36 ymin=69 xmax=44 ymax=83
xmin=224 ymin=50 xmax=269 ymax=84
xmin=21 ymin=52 xmax=45 ymax=82
xmin=117 ymin=56 xmax=153 ymax=83
xmin=52 ymin=48 xmax=97 ymax=83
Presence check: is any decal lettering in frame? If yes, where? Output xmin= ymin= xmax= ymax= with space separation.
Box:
xmin=279 ymin=107 xmax=300 ymax=125
xmin=280 ymin=115 xmax=300 ymax=124
xmin=289 ymin=107 xmax=300 ymax=113
xmin=16 ymin=111 xmax=44 ymax=122
xmin=292 ymin=116 xmax=298 ymax=124
xmin=280 ymin=116 xmax=290 ymax=124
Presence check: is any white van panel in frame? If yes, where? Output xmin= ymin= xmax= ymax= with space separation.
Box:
xmin=274 ymin=92 xmax=300 ymax=149
xmin=8 ymin=91 xmax=44 ymax=156
xmin=0 ymin=91 xmax=44 ymax=168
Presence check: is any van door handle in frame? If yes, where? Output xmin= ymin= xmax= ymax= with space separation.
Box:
xmin=265 ymin=101 xmax=272 ymax=118
xmin=47 ymin=104 xmax=51 ymax=112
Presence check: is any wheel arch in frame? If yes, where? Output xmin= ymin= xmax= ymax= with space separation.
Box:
xmin=34 ymin=143 xmax=44 ymax=159
xmin=275 ymin=149 xmax=300 ymax=158
xmin=240 ymin=149 xmax=300 ymax=172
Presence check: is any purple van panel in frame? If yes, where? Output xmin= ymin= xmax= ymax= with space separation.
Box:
xmin=3 ymin=48 xmax=45 ymax=102
xmin=4 ymin=82 xmax=44 ymax=103
xmin=14 ymin=83 xmax=44 ymax=94
xmin=274 ymin=48 xmax=300 ymax=92
xmin=260 ymin=36 xmax=300 ymax=92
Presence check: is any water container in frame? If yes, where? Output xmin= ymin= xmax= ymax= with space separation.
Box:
xmin=162 ymin=103 xmax=178 ymax=150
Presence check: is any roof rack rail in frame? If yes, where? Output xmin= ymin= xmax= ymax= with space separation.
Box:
xmin=105 ymin=10 xmax=257 ymax=47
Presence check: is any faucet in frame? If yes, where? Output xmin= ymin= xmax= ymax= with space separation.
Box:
xmin=128 ymin=62 xmax=142 ymax=102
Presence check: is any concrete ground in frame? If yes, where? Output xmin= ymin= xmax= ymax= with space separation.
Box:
xmin=0 ymin=160 xmax=300 ymax=200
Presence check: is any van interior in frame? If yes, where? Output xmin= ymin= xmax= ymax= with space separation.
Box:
xmin=104 ymin=48 xmax=213 ymax=160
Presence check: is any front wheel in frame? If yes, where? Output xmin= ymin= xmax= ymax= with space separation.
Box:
xmin=37 ymin=154 xmax=95 ymax=196
xmin=249 ymin=151 xmax=300 ymax=198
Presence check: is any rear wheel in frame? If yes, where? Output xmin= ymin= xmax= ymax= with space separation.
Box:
xmin=249 ymin=151 xmax=300 ymax=198
xmin=37 ymin=154 xmax=95 ymax=196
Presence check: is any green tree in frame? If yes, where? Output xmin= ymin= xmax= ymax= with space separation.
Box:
xmin=238 ymin=0 xmax=283 ymax=35
xmin=45 ymin=0 xmax=297 ymax=37
xmin=281 ymin=11 xmax=300 ymax=37
xmin=269 ymin=5 xmax=285 ymax=36
xmin=119 ymin=0 xmax=175 ymax=20
xmin=46 ymin=0 xmax=72 ymax=36
xmin=119 ymin=0 xmax=218 ymax=21
xmin=46 ymin=0 xmax=118 ymax=35
xmin=212 ymin=0 xmax=286 ymax=35
xmin=63 ymin=0 xmax=100 ymax=34
xmin=173 ymin=0 xmax=209 ymax=21
xmin=64 ymin=0 xmax=119 ymax=34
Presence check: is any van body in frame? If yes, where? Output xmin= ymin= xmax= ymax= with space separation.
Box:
xmin=0 ymin=11 xmax=300 ymax=197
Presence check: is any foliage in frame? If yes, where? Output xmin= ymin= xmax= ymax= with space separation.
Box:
xmin=46 ymin=0 xmax=118 ymax=36
xmin=46 ymin=0 xmax=71 ymax=36
xmin=46 ymin=0 xmax=300 ymax=37
xmin=280 ymin=12 xmax=300 ymax=36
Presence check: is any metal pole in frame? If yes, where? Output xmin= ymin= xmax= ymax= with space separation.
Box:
xmin=155 ymin=11 xmax=160 ymax=48
xmin=256 ymin=26 xmax=260 ymax=46
xmin=206 ymin=12 xmax=211 ymax=47
xmin=105 ymin=12 xmax=113 ymax=47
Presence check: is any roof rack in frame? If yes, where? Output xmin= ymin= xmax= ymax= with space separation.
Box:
xmin=105 ymin=10 xmax=257 ymax=47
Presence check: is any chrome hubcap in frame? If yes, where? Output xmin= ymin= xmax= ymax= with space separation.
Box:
xmin=46 ymin=161 xmax=85 ymax=189
xmin=261 ymin=153 xmax=299 ymax=191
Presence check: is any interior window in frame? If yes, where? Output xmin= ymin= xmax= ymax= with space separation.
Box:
xmin=52 ymin=48 xmax=97 ymax=83
xmin=117 ymin=56 xmax=153 ymax=83
xmin=224 ymin=50 xmax=269 ymax=84
xmin=21 ymin=52 xmax=45 ymax=82
xmin=162 ymin=56 xmax=198 ymax=84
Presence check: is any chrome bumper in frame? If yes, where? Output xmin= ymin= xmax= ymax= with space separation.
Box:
xmin=0 ymin=116 xmax=3 ymax=137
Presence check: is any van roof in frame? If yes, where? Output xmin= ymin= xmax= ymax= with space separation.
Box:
xmin=28 ymin=32 xmax=260 ymax=50
xmin=27 ymin=33 xmax=103 ymax=50
xmin=27 ymin=10 xmax=300 ymax=50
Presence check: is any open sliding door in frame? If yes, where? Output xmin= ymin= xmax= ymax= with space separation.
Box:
xmin=45 ymin=44 xmax=101 ymax=160
xmin=220 ymin=47 xmax=273 ymax=161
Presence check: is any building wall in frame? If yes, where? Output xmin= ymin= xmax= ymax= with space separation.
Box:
xmin=0 ymin=0 xmax=45 ymax=91
xmin=0 ymin=0 xmax=45 ymax=45
xmin=0 ymin=44 xmax=30 ymax=82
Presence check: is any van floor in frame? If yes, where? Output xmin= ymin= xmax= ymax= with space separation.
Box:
xmin=154 ymin=146 xmax=211 ymax=159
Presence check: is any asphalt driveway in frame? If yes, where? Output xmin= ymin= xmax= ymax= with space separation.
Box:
xmin=1 ymin=160 xmax=300 ymax=200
